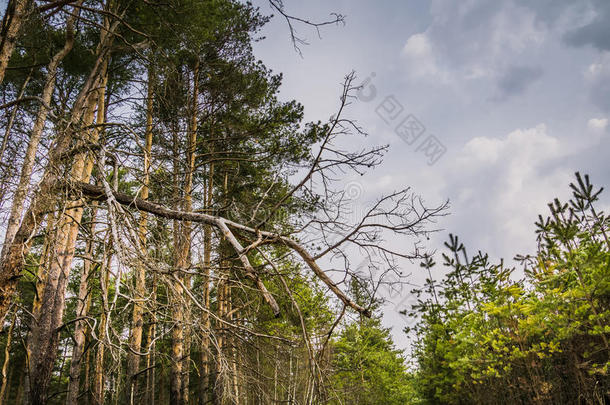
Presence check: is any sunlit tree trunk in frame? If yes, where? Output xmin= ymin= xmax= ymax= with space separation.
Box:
xmin=125 ymin=62 xmax=155 ymax=403
xmin=65 ymin=49 xmax=108 ymax=402
xmin=27 ymin=61 xmax=106 ymax=403
xmin=83 ymin=326 xmax=92 ymax=403
xmin=0 ymin=0 xmax=30 ymax=85
xmin=199 ymin=162 xmax=213 ymax=405
xmin=0 ymin=68 xmax=31 ymax=204
xmin=143 ymin=277 xmax=157 ymax=405
xmin=170 ymin=125 xmax=185 ymax=405
xmin=214 ymin=274 xmax=226 ymax=405
xmin=214 ymin=172 xmax=230 ymax=405
xmin=65 ymin=201 xmax=98 ymax=405
xmin=0 ymin=311 xmax=15 ymax=404
xmin=0 ymin=13 xmax=118 ymax=325
xmin=0 ymin=6 xmax=79 ymax=323
xmin=169 ymin=62 xmax=198 ymax=405
xmin=230 ymin=290 xmax=239 ymax=403
xmin=183 ymin=61 xmax=199 ymax=405
xmin=93 ymin=243 xmax=112 ymax=405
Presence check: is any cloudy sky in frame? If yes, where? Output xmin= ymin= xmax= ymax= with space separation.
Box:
xmin=251 ymin=0 xmax=610 ymax=348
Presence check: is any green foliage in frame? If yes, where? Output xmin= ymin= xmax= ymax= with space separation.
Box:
xmin=330 ymin=316 xmax=415 ymax=405
xmin=410 ymin=172 xmax=610 ymax=404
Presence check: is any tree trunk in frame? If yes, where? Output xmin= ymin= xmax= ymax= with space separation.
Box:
xmin=0 ymin=311 xmax=15 ymax=404
xmin=143 ymin=280 xmax=157 ymax=405
xmin=0 ymin=68 xmax=32 ymax=205
xmin=31 ymin=211 xmax=57 ymax=317
xmin=93 ymin=244 xmax=112 ymax=405
xmin=125 ymin=62 xmax=154 ymax=404
xmin=65 ymin=203 xmax=98 ymax=405
xmin=182 ymin=62 xmax=199 ymax=405
xmin=229 ymin=288 xmax=239 ymax=403
xmin=83 ymin=332 xmax=92 ymax=403
xmin=0 ymin=0 xmax=30 ymax=85
xmin=214 ymin=173 xmax=230 ymax=405
xmin=0 ymin=6 xmax=79 ymax=322
xmin=170 ymin=62 xmax=198 ymax=405
xmin=214 ymin=275 xmax=226 ymax=405
xmin=170 ymin=122 xmax=185 ymax=404
xmin=26 ymin=71 xmax=104 ymax=404
xmin=199 ymin=163 xmax=213 ymax=405
xmin=0 ymin=14 xmax=118 ymax=325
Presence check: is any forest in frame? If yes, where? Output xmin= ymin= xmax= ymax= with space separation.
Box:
xmin=0 ymin=0 xmax=608 ymax=404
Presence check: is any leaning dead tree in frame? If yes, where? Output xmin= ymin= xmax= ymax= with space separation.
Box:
xmin=75 ymin=73 xmax=444 ymax=313
xmin=63 ymin=74 xmax=446 ymax=401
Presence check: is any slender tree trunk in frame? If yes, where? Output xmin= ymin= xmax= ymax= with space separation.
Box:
xmin=31 ymin=211 xmax=57 ymax=317
xmin=125 ymin=62 xmax=154 ymax=403
xmin=170 ymin=62 xmax=198 ymax=405
xmin=0 ymin=14 xmax=118 ymax=325
xmin=0 ymin=68 xmax=32 ymax=205
xmin=182 ymin=62 xmax=199 ymax=405
xmin=26 ymin=58 xmax=107 ymax=404
xmin=143 ymin=269 xmax=157 ymax=405
xmin=0 ymin=6 xmax=79 ymax=321
xmin=0 ymin=0 xmax=30 ymax=85
xmin=182 ymin=329 xmax=191 ymax=404
xmin=65 ymin=56 xmax=107 ymax=404
xmin=170 ymin=125 xmax=185 ymax=405
xmin=65 ymin=203 xmax=98 ymax=405
xmin=170 ymin=311 xmax=184 ymax=405
xmin=143 ymin=292 xmax=156 ymax=405
xmin=229 ymin=290 xmax=239 ymax=403
xmin=214 ymin=274 xmax=226 ymax=405
xmin=199 ymin=163 xmax=213 ymax=405
xmin=83 ymin=334 xmax=92 ymax=403
xmin=93 ymin=244 xmax=112 ymax=405
xmin=0 ymin=311 xmax=15 ymax=404
xmin=214 ymin=172 xmax=232 ymax=405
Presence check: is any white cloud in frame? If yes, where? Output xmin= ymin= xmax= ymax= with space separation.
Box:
xmin=587 ymin=62 xmax=604 ymax=78
xmin=403 ymin=33 xmax=432 ymax=57
xmin=583 ymin=52 xmax=610 ymax=81
xmin=435 ymin=124 xmax=574 ymax=258
xmin=405 ymin=1 xmax=549 ymax=85
xmin=588 ymin=117 xmax=608 ymax=131
xmin=401 ymin=33 xmax=446 ymax=81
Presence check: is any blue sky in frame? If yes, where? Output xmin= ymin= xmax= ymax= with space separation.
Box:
xmin=251 ymin=0 xmax=610 ymax=348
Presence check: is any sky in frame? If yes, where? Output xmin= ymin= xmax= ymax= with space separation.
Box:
xmin=251 ymin=0 xmax=610 ymax=349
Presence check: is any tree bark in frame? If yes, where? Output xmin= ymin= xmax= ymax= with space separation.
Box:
xmin=0 ymin=0 xmax=30 ymax=85
xmin=26 ymin=58 xmax=107 ymax=405
xmin=170 ymin=62 xmax=198 ymax=405
xmin=0 ymin=14 xmax=118 ymax=325
xmin=75 ymin=181 xmax=370 ymax=317
xmin=93 ymin=242 xmax=112 ymax=405
xmin=182 ymin=62 xmax=199 ymax=405
xmin=143 ymin=279 xmax=157 ymax=405
xmin=125 ymin=62 xmax=154 ymax=404
xmin=0 ymin=5 xmax=79 ymax=322
xmin=169 ymin=122 xmax=184 ymax=404
xmin=0 ymin=68 xmax=32 ymax=205
xmin=65 ymin=203 xmax=97 ymax=405
xmin=0 ymin=311 xmax=15 ymax=404
xmin=199 ymin=163 xmax=213 ymax=405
